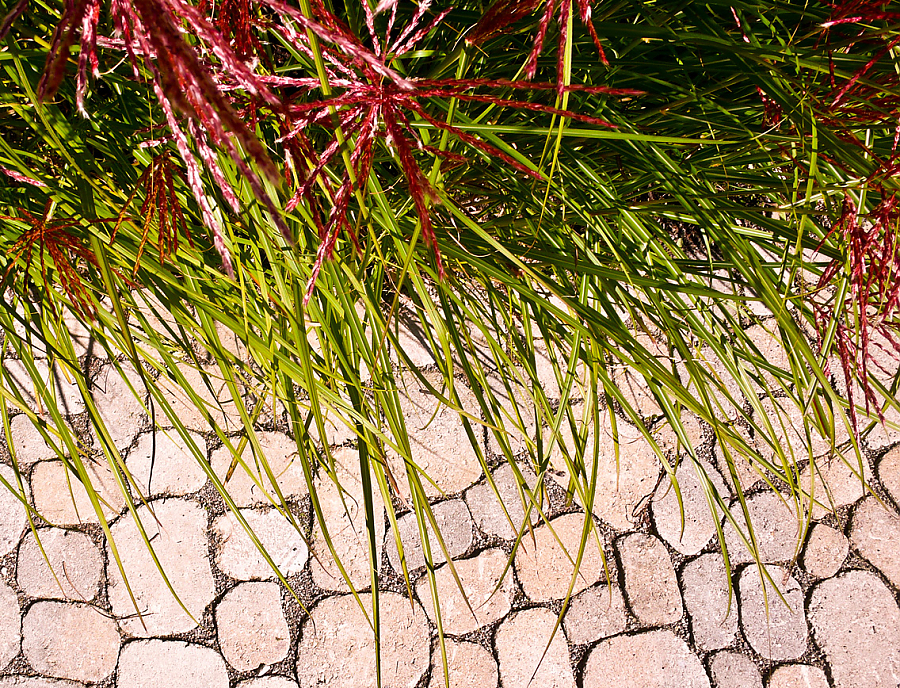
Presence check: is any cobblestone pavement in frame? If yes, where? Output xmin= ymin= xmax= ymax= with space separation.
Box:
xmin=1 ymin=319 xmax=900 ymax=688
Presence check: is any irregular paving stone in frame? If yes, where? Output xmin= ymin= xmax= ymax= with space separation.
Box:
xmin=157 ymin=363 xmax=245 ymax=431
xmin=743 ymin=324 xmax=791 ymax=391
xmin=237 ymin=679 xmax=299 ymax=688
xmin=8 ymin=414 xmax=69 ymax=465
xmin=583 ymin=629 xmax=710 ymax=688
xmin=92 ymin=364 xmax=146 ymax=450
xmin=738 ymin=565 xmax=808 ymax=661
xmin=0 ymin=463 xmax=27 ymax=555
xmin=801 ymin=523 xmax=848 ymax=579
xmin=310 ymin=449 xmax=385 ymax=592
xmin=755 ymin=398 xmax=850 ymax=462
xmin=118 ymin=639 xmax=230 ymax=688
xmin=495 ymin=608 xmax=575 ymax=688
xmin=0 ymin=580 xmax=20 ymax=671
xmin=127 ymin=430 xmax=207 ymax=498
xmin=709 ymin=651 xmax=763 ymax=688
xmin=107 ymin=499 xmax=216 ymax=637
xmin=611 ymin=365 xmax=663 ymax=419
xmin=863 ymin=402 xmax=900 ymax=451
xmin=17 ymin=528 xmax=102 ymax=600
xmin=3 ymin=359 xmax=85 ymax=416
xmin=386 ymin=499 xmax=473 ymax=574
xmin=800 ymin=456 xmax=871 ymax=519
xmin=681 ymin=554 xmax=738 ymax=651
xmin=296 ymin=593 xmax=429 ymax=688
xmin=213 ymin=508 xmax=308 ymax=580
xmin=563 ymin=584 xmax=627 ymax=645
xmin=722 ymin=491 xmax=802 ymax=565
xmin=714 ymin=422 xmax=762 ymax=492
xmin=301 ymin=402 xmax=355 ymax=447
xmin=390 ymin=305 xmax=437 ymax=370
xmin=767 ymin=664 xmax=829 ymax=688
xmin=484 ymin=371 xmax=540 ymax=457
xmin=514 ymin=512 xmax=606 ymax=602
xmin=31 ymin=459 xmax=124 ymax=526
xmin=879 ymin=446 xmax=900 ymax=506
xmin=465 ymin=463 xmax=539 ymax=540
xmin=0 ymin=680 xmax=84 ymax=688
xmin=428 ymin=639 xmax=499 ymax=688
xmin=415 ymin=548 xmax=514 ymax=635
xmin=619 ymin=533 xmax=683 ymax=627
xmin=850 ymin=497 xmax=900 ymax=588
xmin=652 ymin=413 xmax=706 ymax=459
xmin=652 ymin=459 xmax=728 ymax=555
xmin=22 ymin=601 xmax=120 ymax=681
xmin=216 ymin=582 xmax=289 ymax=672
xmin=809 ymin=570 xmax=900 ymax=688
xmin=210 ymin=431 xmax=308 ymax=507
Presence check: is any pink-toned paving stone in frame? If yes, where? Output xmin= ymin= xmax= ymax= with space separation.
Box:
xmin=799 ymin=456 xmax=871 ymax=519
xmin=0 ymin=679 xmax=86 ymax=688
xmin=237 ymin=679 xmax=299 ymax=688
xmin=3 ymin=360 xmax=85 ymax=416
xmin=106 ymin=499 xmax=215 ymax=637
xmin=156 ymin=363 xmax=245 ymax=432
xmin=8 ymin=414 xmax=70 ymax=465
xmin=0 ymin=464 xmax=27 ymax=555
xmin=767 ymin=664 xmax=829 ymax=688
xmin=0 ymin=580 xmax=20 ymax=672
xmin=465 ymin=463 xmax=539 ymax=540
xmin=21 ymin=601 xmax=120 ymax=682
xmin=127 ymin=430 xmax=208 ymax=498
xmin=681 ymin=553 xmax=738 ymax=651
xmin=117 ymin=639 xmax=229 ymax=688
xmin=295 ymin=593 xmax=430 ymax=688
xmin=743 ymin=324 xmax=791 ymax=392
xmin=215 ymin=582 xmax=289 ymax=672
xmin=755 ymin=398 xmax=849 ymax=463
xmin=722 ymin=491 xmax=802 ymax=565
xmin=850 ymin=497 xmax=900 ymax=588
xmin=495 ymin=608 xmax=575 ymax=688
xmin=738 ymin=565 xmax=808 ymax=661
xmin=213 ymin=508 xmax=308 ymax=580
xmin=879 ymin=445 xmax=900 ymax=506
xmin=514 ymin=512 xmax=606 ymax=602
xmin=563 ymin=584 xmax=627 ymax=645
xmin=17 ymin=528 xmax=102 ymax=600
xmin=30 ymin=459 xmax=124 ymax=526
xmin=92 ymin=364 xmax=147 ymax=450
xmin=652 ymin=412 xmax=706 ymax=459
xmin=415 ymin=548 xmax=514 ymax=635
xmin=428 ymin=639 xmax=499 ymax=688
xmin=709 ymin=651 xmax=763 ymax=688
xmin=386 ymin=499 xmax=473 ymax=574
xmin=484 ymin=371 xmax=539 ymax=457
xmin=210 ymin=431 xmax=308 ymax=507
xmin=652 ymin=458 xmax=728 ymax=556
xmin=801 ymin=523 xmax=848 ymax=579
xmin=618 ymin=532 xmax=683 ymax=627
xmin=582 ymin=629 xmax=710 ymax=688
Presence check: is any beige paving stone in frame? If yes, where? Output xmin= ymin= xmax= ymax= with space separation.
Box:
xmin=495 ymin=608 xmax=575 ymax=688
xmin=0 ymin=463 xmax=28 ymax=555
xmin=107 ymin=499 xmax=215 ymax=637
xmin=681 ymin=554 xmax=738 ymax=651
xmin=714 ymin=422 xmax=762 ymax=492
xmin=301 ymin=402 xmax=355 ymax=448
xmin=92 ymin=364 xmax=147 ymax=450
xmin=611 ymin=365 xmax=662 ymax=419
xmin=808 ymin=570 xmax=900 ymax=688
xmin=709 ymin=651 xmax=762 ymax=688
xmin=213 ymin=508 xmax=308 ymax=580
xmin=11 ymin=305 xmax=96 ymax=361
xmin=386 ymin=499 xmax=473 ymax=574
xmin=801 ymin=523 xmax=848 ymax=579
xmin=310 ymin=449 xmax=384 ymax=592
xmin=22 ymin=601 xmax=120 ymax=682
xmin=862 ymin=402 xmax=900 ymax=451
xmin=722 ymin=491 xmax=802 ymax=565
xmin=878 ymin=445 xmax=900 ymax=507
xmin=210 ymin=431 xmax=308 ymax=507
xmin=429 ymin=639 xmax=498 ymax=688
xmin=738 ymin=565 xmax=808 ymax=661
xmin=8 ymin=414 xmax=70 ymax=465
xmin=415 ymin=548 xmax=514 ymax=635
xmin=0 ymin=679 xmax=86 ymax=688
xmin=743 ymin=324 xmax=791 ymax=391
xmin=755 ymin=398 xmax=850 ymax=462
xmin=514 ymin=512 xmax=606 ymax=602
xmin=466 ymin=463 xmax=539 ymax=540
xmin=127 ymin=430 xmax=207 ymax=498
xmin=850 ymin=497 xmax=900 ymax=588
xmin=767 ymin=664 xmax=829 ymax=688
xmin=296 ymin=592 xmax=429 ymax=688
xmin=484 ymin=371 xmax=540 ymax=457
xmin=583 ymin=629 xmax=710 ymax=688
xmin=563 ymin=584 xmax=627 ymax=645
xmin=157 ymin=363 xmax=245 ymax=431
xmin=652 ymin=459 xmax=728 ymax=555
xmin=390 ymin=305 xmax=437 ymax=370
xmin=3 ymin=359 xmax=85 ymax=416
xmin=31 ymin=459 xmax=124 ymax=526
xmin=17 ymin=528 xmax=102 ymax=600
xmin=799 ymin=455 xmax=871 ymax=519
xmin=237 ymin=679 xmax=299 ymax=688
xmin=619 ymin=532 xmax=683 ymax=627
xmin=652 ymin=413 xmax=706 ymax=459
xmin=216 ymin=582 xmax=289 ymax=672
xmin=0 ymin=580 xmax=20 ymax=671
xmin=117 ymin=639 xmax=229 ymax=688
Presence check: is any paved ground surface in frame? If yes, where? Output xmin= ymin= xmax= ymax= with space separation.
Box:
xmin=1 ymin=314 xmax=900 ymax=688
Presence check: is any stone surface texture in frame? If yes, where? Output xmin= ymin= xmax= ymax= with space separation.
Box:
xmin=495 ymin=608 xmax=575 ymax=688
xmin=465 ymin=463 xmax=538 ymax=540
xmin=619 ymin=532 xmax=683 ymax=626
xmin=652 ymin=459 xmax=727 ymax=555
xmin=30 ymin=459 xmax=124 ymax=525
xmin=127 ymin=430 xmax=208 ymax=498
xmin=0 ymin=581 xmax=20 ymax=672
xmin=767 ymin=665 xmax=829 ymax=688
xmin=0 ymin=464 xmax=27 ymax=555
xmin=428 ymin=640 xmax=498 ymax=688
xmin=117 ymin=640 xmax=229 ymax=688
xmin=563 ymin=584 xmax=627 ymax=645
xmin=386 ymin=499 xmax=473 ymax=574
xmin=215 ymin=582 xmax=289 ymax=672
xmin=723 ymin=491 xmax=801 ymax=565
xmin=850 ymin=497 xmax=900 ymax=588
xmin=210 ymin=431 xmax=308 ymax=507
xmin=213 ymin=507 xmax=308 ymax=580
xmin=801 ymin=523 xmax=848 ymax=579
xmin=681 ymin=554 xmax=738 ymax=651
xmin=738 ymin=565 xmax=808 ymax=661
xmin=708 ymin=651 xmax=762 ymax=688
xmin=17 ymin=529 xmax=102 ymax=600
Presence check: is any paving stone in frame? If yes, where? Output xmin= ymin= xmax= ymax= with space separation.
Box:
xmin=466 ymin=463 xmax=539 ymax=540
xmin=862 ymin=402 xmax=900 ymax=451
xmin=743 ymin=324 xmax=791 ymax=391
xmin=31 ymin=459 xmax=125 ymax=526
xmin=709 ymin=651 xmax=762 ymax=688
xmin=850 ymin=497 xmax=900 ymax=588
xmin=296 ymin=592 xmax=429 ymax=688
xmin=415 ymin=548 xmax=514 ymax=635
xmin=10 ymin=305 xmax=96 ymax=361
xmin=767 ymin=664 xmax=829 ymax=688
xmin=428 ymin=639 xmax=499 ymax=688
xmin=809 ymin=570 xmax=900 ymax=688
xmin=548 ymin=411 xmax=661 ymax=531
xmin=3 ymin=359 xmax=85 ymax=416
xmin=755 ymin=398 xmax=850 ymax=462
xmin=800 ymin=456 xmax=871 ymax=519
xmin=107 ymin=499 xmax=216 ymax=637
xmin=390 ymin=305 xmax=437 ymax=370
xmin=237 ymin=679 xmax=299 ymax=688
xmin=386 ymin=499 xmax=473 ymax=575
xmin=213 ymin=507 xmax=308 ymax=580
xmin=722 ymin=491 xmax=802 ymax=565
xmin=118 ymin=639 xmax=230 ymax=688
xmin=216 ymin=582 xmax=289 ymax=672
xmin=301 ymin=402 xmax=355 ymax=447
xmin=583 ymin=629 xmax=710 ymax=688
xmin=738 ymin=565 xmax=808 ymax=661
xmin=652 ymin=413 xmax=706 ymax=460
xmin=801 ymin=524 xmax=848 ymax=579
xmin=157 ymin=363 xmax=245 ymax=431
xmin=619 ymin=532 xmax=682 ymax=627
xmin=0 ymin=679 xmax=85 ymax=688
xmin=714 ymin=423 xmax=762 ymax=492
xmin=21 ymin=601 xmax=120 ymax=681
xmin=92 ymin=364 xmax=147 ymax=450
xmin=210 ymin=431 xmax=308 ymax=507
xmin=0 ymin=463 xmax=27 ymax=555
xmin=8 ymin=414 xmax=70 ymax=465
xmin=681 ymin=554 xmax=739 ymax=651
xmin=17 ymin=528 xmax=102 ymax=600
xmin=652 ymin=459 xmax=728 ymax=555
xmin=878 ymin=445 xmax=900 ymax=507
xmin=310 ymin=448 xmax=385 ymax=592
xmin=611 ymin=365 xmax=663 ymax=419
xmin=563 ymin=583 xmax=627 ymax=645
xmin=0 ymin=580 xmax=20 ymax=671
xmin=484 ymin=371 xmax=540 ymax=457
xmin=127 ymin=430 xmax=207 ymax=497
xmin=514 ymin=512 xmax=606 ymax=602
xmin=495 ymin=608 xmax=575 ymax=688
